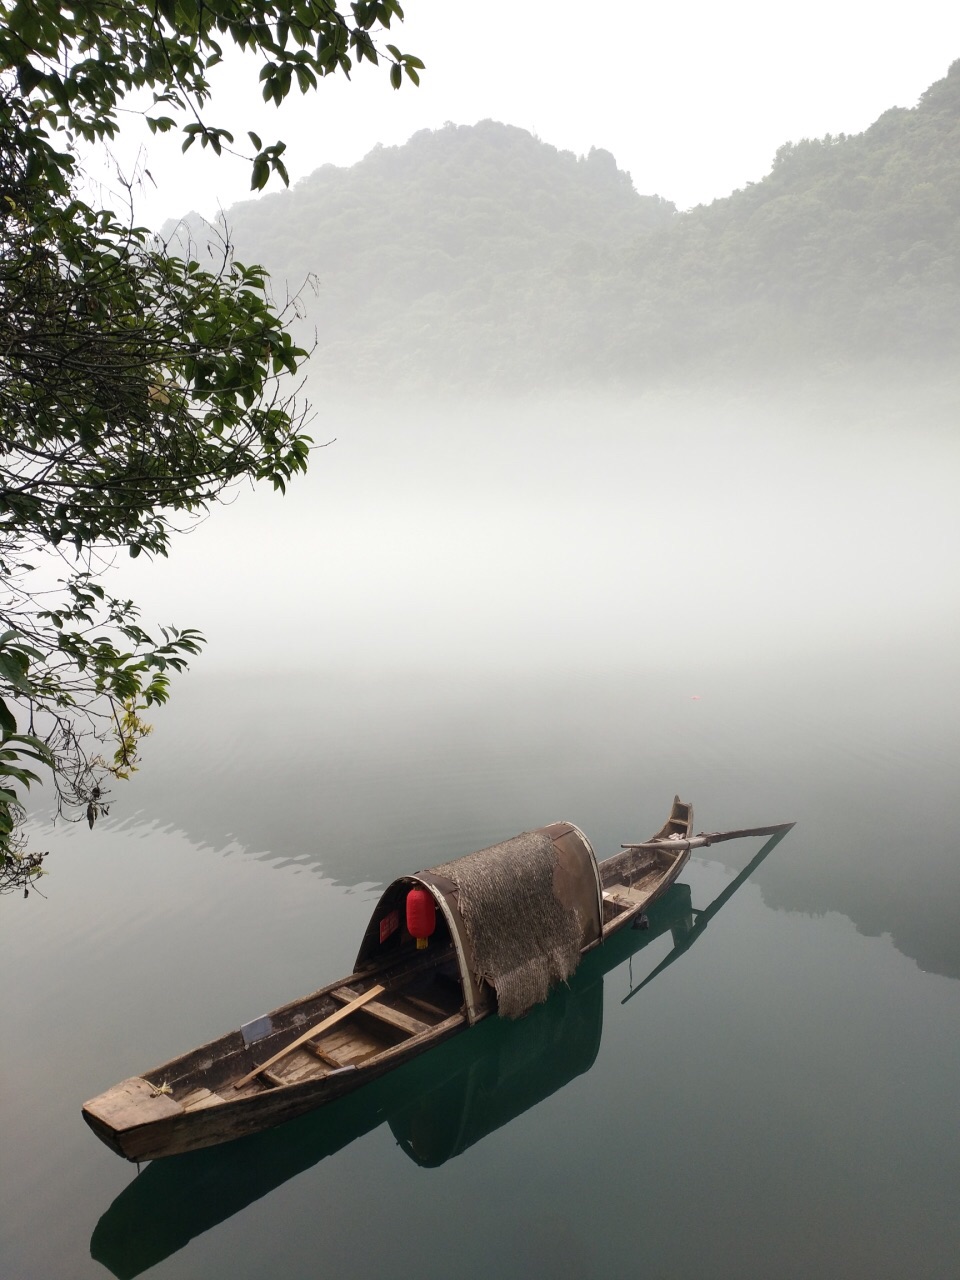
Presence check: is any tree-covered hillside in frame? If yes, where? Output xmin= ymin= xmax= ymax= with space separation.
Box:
xmin=193 ymin=119 xmax=674 ymax=387
xmin=613 ymin=59 xmax=960 ymax=377
xmin=187 ymin=62 xmax=960 ymax=388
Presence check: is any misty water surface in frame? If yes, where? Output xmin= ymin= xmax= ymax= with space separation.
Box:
xmin=108 ymin=384 xmax=960 ymax=673
xmin=2 ymin=386 xmax=959 ymax=1280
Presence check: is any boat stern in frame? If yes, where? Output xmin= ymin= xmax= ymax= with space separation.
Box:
xmin=82 ymin=1077 xmax=184 ymax=1161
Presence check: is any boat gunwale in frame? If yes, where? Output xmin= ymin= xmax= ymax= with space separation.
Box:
xmin=82 ymin=797 xmax=803 ymax=1162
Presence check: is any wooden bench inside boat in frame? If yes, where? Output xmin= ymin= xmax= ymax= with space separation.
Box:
xmin=603 ymin=883 xmax=651 ymax=909
xmin=236 ymin=977 xmax=461 ymax=1093
xmin=331 ymin=986 xmax=430 ymax=1036
xmin=81 ymin=797 xmax=802 ymax=1162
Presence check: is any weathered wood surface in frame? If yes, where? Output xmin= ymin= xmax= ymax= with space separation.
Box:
xmin=599 ymin=845 xmax=692 ymax=938
xmin=620 ymin=822 xmax=795 ymax=851
xmin=405 ymin=993 xmax=449 ymax=1018
xmin=233 ymin=984 xmax=385 ymax=1089
xmin=83 ymin=1077 xmax=181 ymax=1133
xmin=82 ymin=800 xmax=795 ymax=1161
xmin=331 ymin=986 xmax=430 ymax=1037
xmin=94 ymin=1010 xmax=468 ymax=1160
xmin=180 ymin=1087 xmax=221 ymax=1113
xmin=308 ymin=1043 xmax=346 ymax=1068
xmin=599 ymin=846 xmax=671 ymax=890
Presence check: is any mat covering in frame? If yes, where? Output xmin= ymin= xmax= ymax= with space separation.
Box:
xmin=431 ymin=831 xmax=585 ymax=1019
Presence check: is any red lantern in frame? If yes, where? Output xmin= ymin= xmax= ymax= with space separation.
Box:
xmin=406 ymin=887 xmax=436 ymax=950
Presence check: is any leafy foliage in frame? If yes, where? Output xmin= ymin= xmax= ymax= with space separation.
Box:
xmin=0 ymin=1 xmax=422 ymax=888
xmin=0 ymin=1 xmax=421 ymax=188
xmin=610 ymin=61 xmax=960 ymax=375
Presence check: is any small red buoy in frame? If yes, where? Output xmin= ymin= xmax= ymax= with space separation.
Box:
xmin=406 ymin=887 xmax=436 ymax=950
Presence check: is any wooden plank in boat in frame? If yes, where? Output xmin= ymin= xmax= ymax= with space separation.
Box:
xmin=603 ymin=883 xmax=650 ymax=909
xmin=317 ymin=1030 xmax=354 ymax=1057
xmin=84 ymin=1077 xmax=182 ymax=1132
xmin=307 ymin=1043 xmax=346 ymax=1068
xmin=276 ymin=1052 xmax=329 ymax=1086
xmin=320 ymin=1026 xmax=384 ymax=1060
xmin=404 ymin=994 xmax=448 ymax=1019
xmin=331 ymin=986 xmax=429 ymax=1037
xmin=180 ymin=1087 xmax=222 ymax=1112
xmin=233 ymin=984 xmax=384 ymax=1089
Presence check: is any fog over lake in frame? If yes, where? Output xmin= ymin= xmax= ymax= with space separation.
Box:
xmin=4 ymin=382 xmax=960 ymax=1280
xmin=6 ymin=14 xmax=960 ymax=1279
xmin=108 ymin=385 xmax=960 ymax=673
xmin=103 ymin=384 xmax=960 ymax=972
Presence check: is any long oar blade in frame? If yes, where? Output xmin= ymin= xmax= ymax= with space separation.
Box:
xmin=620 ymin=825 xmax=795 ymax=1005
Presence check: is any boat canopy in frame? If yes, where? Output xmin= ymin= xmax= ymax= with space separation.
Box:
xmin=354 ymin=822 xmax=603 ymax=1023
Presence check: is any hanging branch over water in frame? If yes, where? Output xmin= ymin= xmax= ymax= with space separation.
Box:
xmin=0 ymin=1 xmax=425 ymax=886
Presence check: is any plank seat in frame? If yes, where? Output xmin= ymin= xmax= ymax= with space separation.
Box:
xmin=403 ymin=993 xmax=448 ymax=1019
xmin=603 ymin=883 xmax=648 ymax=907
xmin=331 ymin=986 xmax=429 ymax=1037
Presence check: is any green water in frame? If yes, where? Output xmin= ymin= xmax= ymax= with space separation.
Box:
xmin=2 ymin=393 xmax=959 ymax=1279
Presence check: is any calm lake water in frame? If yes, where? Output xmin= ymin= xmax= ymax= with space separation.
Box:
xmin=2 ymin=388 xmax=959 ymax=1279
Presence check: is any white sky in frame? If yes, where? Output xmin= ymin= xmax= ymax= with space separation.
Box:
xmin=98 ymin=0 xmax=960 ymax=226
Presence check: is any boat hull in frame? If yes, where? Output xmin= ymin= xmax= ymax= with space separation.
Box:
xmin=83 ymin=1012 xmax=467 ymax=1161
xmin=84 ymin=798 xmax=791 ymax=1162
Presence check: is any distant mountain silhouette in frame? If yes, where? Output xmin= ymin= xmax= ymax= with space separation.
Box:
xmin=618 ymin=59 xmax=960 ymax=376
xmin=171 ymin=63 xmax=960 ymax=385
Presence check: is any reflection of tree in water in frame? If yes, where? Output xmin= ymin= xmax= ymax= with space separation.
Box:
xmin=92 ymin=831 xmax=788 ymax=1279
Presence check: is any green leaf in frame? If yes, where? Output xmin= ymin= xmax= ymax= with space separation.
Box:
xmin=0 ymin=0 xmax=415 ymax=869
xmin=16 ymin=62 xmax=46 ymax=95
xmin=0 ymin=765 xmax=43 ymax=789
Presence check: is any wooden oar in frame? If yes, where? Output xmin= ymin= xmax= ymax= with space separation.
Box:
xmin=621 ymin=825 xmax=794 ymax=1005
xmin=233 ymin=984 xmax=385 ymax=1089
xmin=620 ymin=821 xmax=795 ymax=852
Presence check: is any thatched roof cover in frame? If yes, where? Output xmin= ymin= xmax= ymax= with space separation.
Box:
xmin=427 ymin=825 xmax=601 ymax=1019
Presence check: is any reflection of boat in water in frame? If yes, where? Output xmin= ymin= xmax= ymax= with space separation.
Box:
xmin=90 ymin=826 xmax=792 ymax=1279
xmin=83 ymin=798 xmax=792 ymax=1161
xmin=387 ymin=886 xmax=696 ymax=1168
xmin=90 ymin=886 xmax=691 ymax=1278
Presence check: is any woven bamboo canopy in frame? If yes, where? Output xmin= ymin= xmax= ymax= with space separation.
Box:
xmin=355 ymin=822 xmax=603 ymax=1022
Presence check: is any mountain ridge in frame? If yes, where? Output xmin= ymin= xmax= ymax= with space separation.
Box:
xmin=173 ymin=62 xmax=960 ymax=388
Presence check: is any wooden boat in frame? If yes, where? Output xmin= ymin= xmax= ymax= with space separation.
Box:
xmin=82 ymin=799 xmax=794 ymax=1161
xmin=90 ymin=880 xmax=705 ymax=1279
xmin=91 ymin=827 xmax=797 ymax=1279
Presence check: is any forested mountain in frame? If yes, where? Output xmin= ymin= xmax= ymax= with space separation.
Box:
xmin=181 ymin=62 xmax=960 ymax=388
xmin=615 ymin=59 xmax=960 ymax=378
xmin=191 ymin=119 xmax=674 ymax=388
